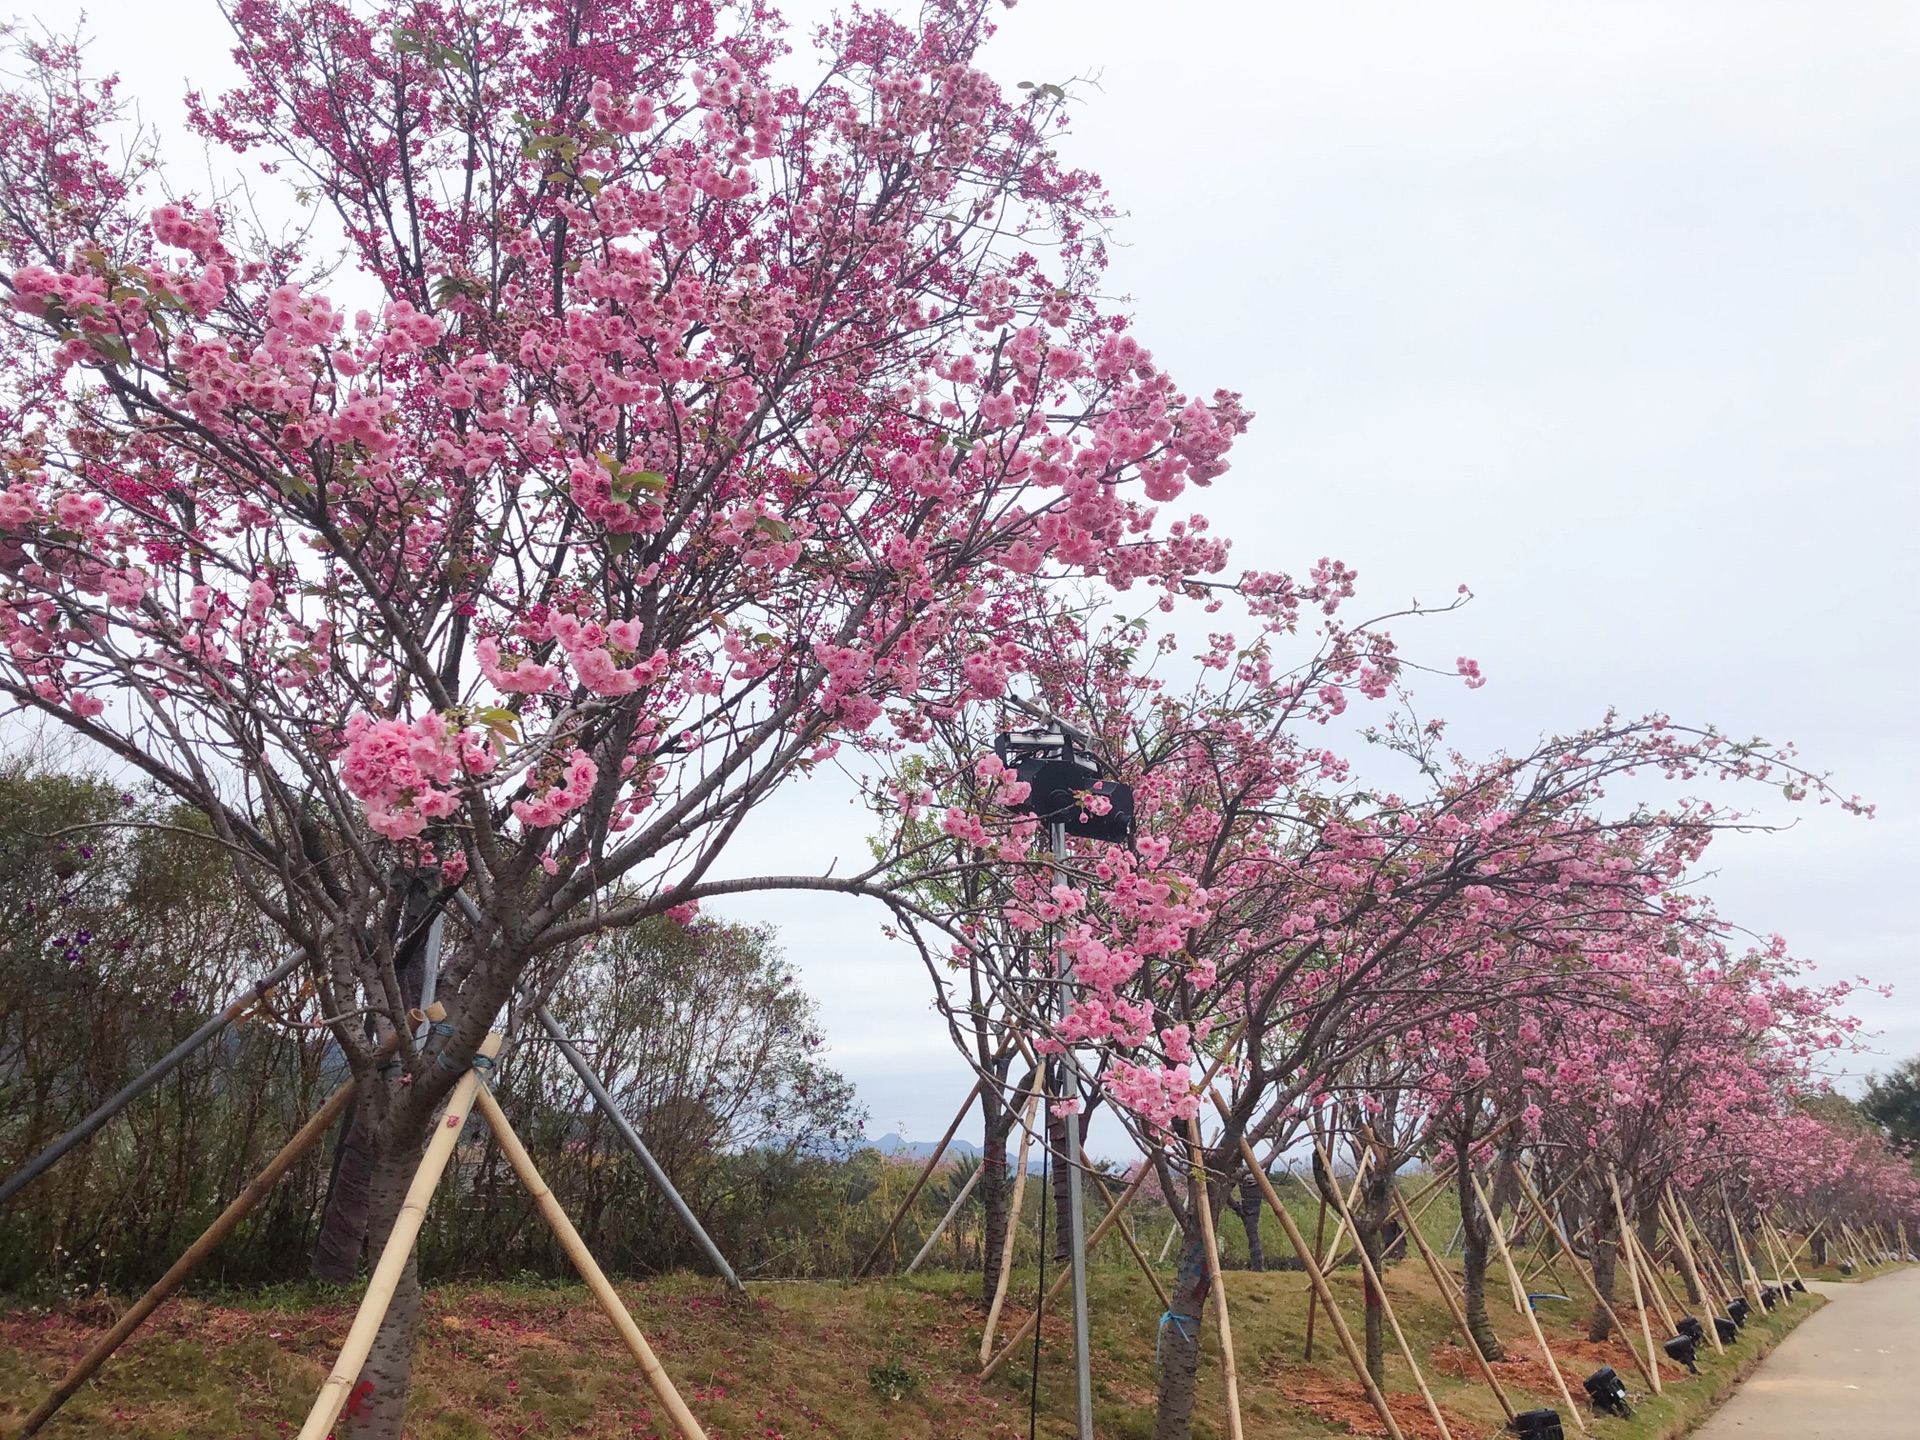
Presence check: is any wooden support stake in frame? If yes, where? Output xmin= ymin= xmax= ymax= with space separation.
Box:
xmin=1187 ymin=1116 xmax=1245 ymax=1440
xmin=1721 ymin=1185 xmax=1765 ymax=1306
xmin=297 ymin=1034 xmax=502 ymax=1440
xmin=1511 ymin=1164 xmax=1660 ymax=1393
xmin=1392 ymin=1182 xmax=1518 ymax=1423
xmin=1312 ymin=1141 xmax=1452 ymax=1440
xmin=1608 ymin=1171 xmax=1664 ymax=1395
xmin=1660 ymin=1187 xmax=1723 ymax=1355
xmin=1475 ymin=1172 xmax=1585 ymax=1434
xmin=980 ymin=1158 xmax=1155 ymax=1381
xmin=1238 ymin=1135 xmax=1406 ymax=1440
xmin=21 ymin=1070 xmax=365 ymax=1436
xmin=1305 ymin=1147 xmax=1373 ymax=1348
xmin=1302 ymin=1180 xmax=1330 ymax=1360
xmin=1626 ymin=1223 xmax=1681 ymax=1333
xmin=979 ymin=1086 xmax=1042 ymax=1365
xmin=906 ymin=1164 xmax=982 ymax=1275
xmin=1091 ymin=1166 xmax=1171 ymax=1309
xmin=474 ymin=1085 xmax=707 ymax=1439
xmin=856 ymin=1080 xmax=982 ymax=1278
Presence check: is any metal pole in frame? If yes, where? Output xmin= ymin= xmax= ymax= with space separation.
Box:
xmin=0 ymin=947 xmax=307 ymax=1207
xmin=535 ymin=1004 xmax=744 ymax=1294
xmin=1053 ymin=819 xmax=1094 ymax=1440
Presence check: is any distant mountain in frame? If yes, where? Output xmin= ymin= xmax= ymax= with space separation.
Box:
xmin=870 ymin=1132 xmax=982 ymax=1161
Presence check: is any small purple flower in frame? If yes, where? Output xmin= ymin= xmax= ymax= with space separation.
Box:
xmin=78 ymin=845 xmax=94 ymax=859
xmin=62 ymin=947 xmax=80 ymax=962
xmin=170 ymin=986 xmax=189 ymax=1005
xmin=75 ymin=929 xmax=92 ymax=946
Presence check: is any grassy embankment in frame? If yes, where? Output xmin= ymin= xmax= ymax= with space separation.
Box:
xmin=2 ymin=1216 xmax=1837 ymax=1440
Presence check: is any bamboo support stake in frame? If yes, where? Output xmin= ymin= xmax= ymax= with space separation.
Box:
xmin=1311 ymin=1141 xmax=1453 ymax=1440
xmin=979 ymin=1087 xmax=1043 ymax=1364
xmin=1158 ymin=1221 xmax=1180 ymax=1264
xmin=1608 ymin=1172 xmax=1663 ymax=1396
xmin=1474 ymin=1172 xmax=1585 ymax=1434
xmin=1721 ymin=1186 xmax=1765 ymax=1306
xmin=1305 ymin=1147 xmax=1373 ymax=1349
xmin=1625 ymin=1223 xmax=1680 ymax=1334
xmin=474 ymin=1085 xmax=707 ymax=1440
xmin=1302 ymin=1180 xmax=1330 ymax=1360
xmin=21 ymin=1069 xmax=367 ymax=1435
xmin=1187 ymin=1116 xmax=1245 ymax=1440
xmin=856 ymin=1080 xmax=982 ymax=1278
xmin=1680 ymin=1195 xmax=1745 ymax=1306
xmin=980 ymin=1159 xmax=1156 ymax=1381
xmin=905 ymin=1164 xmax=982 ymax=1274
xmin=1392 ymin=1182 xmax=1517 ymax=1423
xmin=1091 ymin=1167 xmax=1171 ymax=1308
xmin=297 ymin=1034 xmax=502 ymax=1440
xmin=1661 ymin=1188 xmax=1723 ymax=1355
xmin=1239 ymin=1137 xmax=1406 ymax=1440
xmin=1511 ymin=1164 xmax=1660 ymax=1393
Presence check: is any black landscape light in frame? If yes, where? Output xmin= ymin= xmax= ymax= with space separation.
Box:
xmin=1792 ymin=1278 xmax=1807 ymax=1293
xmin=1582 ymin=1367 xmax=1632 ymax=1420
xmin=1727 ymin=1296 xmax=1751 ymax=1327
xmin=1712 ymin=1316 xmax=1738 ymax=1345
xmin=1676 ymin=1316 xmax=1704 ymax=1344
xmin=993 ymin=718 xmax=1135 ymax=843
xmin=1512 ymin=1408 xmax=1565 ymax=1440
xmin=1760 ymin=1285 xmax=1779 ymax=1310
xmin=1839 ymin=1261 xmax=1854 ymax=1276
xmin=1663 ymin=1334 xmax=1700 ymax=1375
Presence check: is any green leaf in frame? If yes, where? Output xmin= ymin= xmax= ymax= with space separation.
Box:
xmin=578 ymin=173 xmax=602 ymax=196
xmin=754 ymin=514 xmax=794 ymax=542
xmin=606 ymin=532 xmax=635 ymax=557
xmin=475 ymin=707 xmax=520 ymax=742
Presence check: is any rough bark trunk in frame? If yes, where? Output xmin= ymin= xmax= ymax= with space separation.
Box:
xmin=1589 ymin=1214 xmax=1620 ymax=1342
xmin=1358 ymin=1174 xmax=1391 ymax=1389
xmin=1151 ymin=1228 xmax=1211 ymax=1440
xmin=1811 ymin=1230 xmax=1827 ymax=1268
xmin=978 ymin=1110 xmax=1013 ymax=1308
xmin=314 ymin=1101 xmax=378 ymax=1283
xmin=1234 ymin=1171 xmax=1265 ymax=1271
xmin=346 ymin=1138 xmax=430 ymax=1438
xmin=1044 ymin=1106 xmax=1091 ymax=1261
xmin=1457 ymin=1139 xmax=1505 ymax=1361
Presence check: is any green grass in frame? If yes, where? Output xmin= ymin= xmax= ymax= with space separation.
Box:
xmin=1 ymin=1244 xmax=1834 ymax=1439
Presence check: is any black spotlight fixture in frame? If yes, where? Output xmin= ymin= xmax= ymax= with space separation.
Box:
xmin=993 ymin=717 xmax=1134 ymax=843
xmin=1663 ymin=1334 xmax=1700 ymax=1375
xmin=1727 ymin=1296 xmax=1751 ymax=1327
xmin=1840 ymin=1261 xmax=1854 ymax=1276
xmin=1712 ymin=1315 xmax=1739 ymax=1345
xmin=1792 ymin=1278 xmax=1807 ymax=1293
xmin=1583 ymin=1367 xmax=1632 ymax=1420
xmin=1676 ymin=1316 xmax=1705 ymax=1344
xmin=1512 ymin=1408 xmax=1565 ymax=1440
xmin=1760 ymin=1285 xmax=1780 ymax=1311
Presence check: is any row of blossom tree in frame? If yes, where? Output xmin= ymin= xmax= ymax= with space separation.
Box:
xmin=0 ymin=1 xmax=1903 ymax=1437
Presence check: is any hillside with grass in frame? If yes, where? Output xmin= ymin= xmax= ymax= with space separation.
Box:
xmin=2 ymin=1226 xmax=1839 ymax=1440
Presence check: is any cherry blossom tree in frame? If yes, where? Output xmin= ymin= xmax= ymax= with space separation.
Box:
xmin=0 ymin=2 xmax=1251 ymax=1431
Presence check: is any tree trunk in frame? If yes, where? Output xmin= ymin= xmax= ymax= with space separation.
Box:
xmin=1234 ymin=1171 xmax=1265 ymax=1271
xmin=1811 ymin=1230 xmax=1828 ymax=1268
xmin=314 ymin=1102 xmax=378 ymax=1282
xmin=1151 ymin=1228 xmax=1211 ymax=1440
xmin=978 ymin=1110 xmax=1012 ymax=1309
xmin=1358 ymin=1174 xmax=1391 ymax=1389
xmin=1456 ymin=1137 xmax=1505 ymax=1360
xmin=1589 ymin=1215 xmax=1619 ymax=1343
xmin=346 ymin=1138 xmax=430 ymax=1438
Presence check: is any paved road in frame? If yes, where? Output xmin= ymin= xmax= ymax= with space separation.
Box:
xmin=1693 ymin=1269 xmax=1920 ymax=1440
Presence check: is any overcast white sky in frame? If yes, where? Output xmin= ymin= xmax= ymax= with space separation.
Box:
xmin=27 ymin=0 xmax=1919 ymax=1154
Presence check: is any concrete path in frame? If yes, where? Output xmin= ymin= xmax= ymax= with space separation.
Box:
xmin=1692 ymin=1268 xmax=1920 ymax=1440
